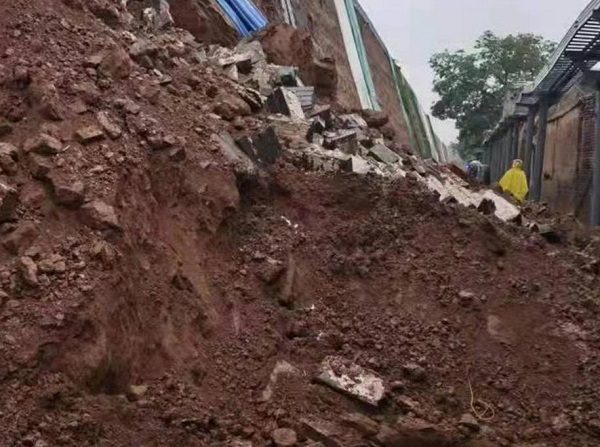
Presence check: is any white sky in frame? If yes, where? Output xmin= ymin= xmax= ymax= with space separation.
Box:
xmin=359 ymin=0 xmax=592 ymax=144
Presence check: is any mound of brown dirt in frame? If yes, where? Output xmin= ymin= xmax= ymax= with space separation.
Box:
xmin=1 ymin=1 xmax=600 ymax=447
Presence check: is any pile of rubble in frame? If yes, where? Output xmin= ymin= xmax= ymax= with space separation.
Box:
xmin=2 ymin=2 xmax=600 ymax=447
xmin=203 ymin=36 xmax=523 ymax=225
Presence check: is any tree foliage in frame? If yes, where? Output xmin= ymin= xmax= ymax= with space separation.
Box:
xmin=430 ymin=31 xmax=556 ymax=160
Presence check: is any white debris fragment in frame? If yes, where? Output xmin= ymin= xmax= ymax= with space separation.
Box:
xmin=316 ymin=356 xmax=386 ymax=406
xmin=281 ymin=216 xmax=299 ymax=229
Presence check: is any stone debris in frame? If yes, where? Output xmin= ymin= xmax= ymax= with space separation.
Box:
xmin=38 ymin=254 xmax=67 ymax=274
xmin=299 ymin=418 xmax=344 ymax=447
xmin=341 ymin=155 xmax=371 ymax=175
xmin=267 ymin=87 xmax=306 ymax=121
xmin=18 ymin=256 xmax=39 ymax=288
xmin=28 ymin=154 xmax=53 ymax=180
xmin=213 ymin=92 xmax=252 ymax=121
xmin=51 ymin=179 xmax=86 ymax=209
xmin=25 ymin=134 xmax=63 ymax=155
xmin=254 ymin=126 xmax=283 ymax=165
xmin=129 ymin=38 xmax=159 ymax=61
xmin=2 ymin=221 xmax=38 ymax=255
xmin=213 ymin=133 xmax=257 ymax=177
xmin=0 ymin=181 xmax=18 ymax=222
xmin=324 ymin=130 xmax=358 ymax=154
xmin=458 ymin=413 xmax=480 ymax=432
xmin=361 ymin=110 xmax=389 ymax=128
xmin=271 ymin=428 xmax=298 ymax=447
xmin=340 ymin=413 xmax=380 ymax=437
xmin=96 ymin=111 xmax=122 ymax=139
xmin=81 ymin=201 xmax=120 ymax=230
xmin=316 ymin=356 xmax=386 ymax=406
xmin=261 ymin=360 xmax=299 ymax=402
xmin=368 ymin=144 xmax=400 ymax=165
xmin=0 ymin=4 xmax=589 ymax=446
xmin=0 ymin=142 xmax=18 ymax=175
xmin=533 ymin=223 xmax=564 ymax=244
xmin=126 ymin=385 xmax=149 ymax=402
xmin=0 ymin=121 xmax=13 ymax=137
xmin=76 ymin=126 xmax=105 ymax=144
xmin=339 ymin=114 xmax=368 ymax=130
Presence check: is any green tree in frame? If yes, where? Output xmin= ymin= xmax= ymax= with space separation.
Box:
xmin=430 ymin=31 xmax=556 ymax=160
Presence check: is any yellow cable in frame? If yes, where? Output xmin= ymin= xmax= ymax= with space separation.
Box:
xmin=467 ymin=368 xmax=496 ymax=422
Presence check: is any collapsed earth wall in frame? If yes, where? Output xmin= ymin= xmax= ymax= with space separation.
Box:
xmin=186 ymin=0 xmax=432 ymax=154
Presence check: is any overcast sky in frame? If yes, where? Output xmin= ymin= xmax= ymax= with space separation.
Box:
xmin=359 ymin=0 xmax=591 ymax=144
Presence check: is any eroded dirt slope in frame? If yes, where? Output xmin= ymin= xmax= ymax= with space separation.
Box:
xmin=0 ymin=1 xmax=600 ymax=447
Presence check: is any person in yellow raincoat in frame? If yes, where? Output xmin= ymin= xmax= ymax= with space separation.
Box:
xmin=499 ymin=159 xmax=529 ymax=202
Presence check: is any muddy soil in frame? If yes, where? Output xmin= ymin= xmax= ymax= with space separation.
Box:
xmin=0 ymin=1 xmax=600 ymax=447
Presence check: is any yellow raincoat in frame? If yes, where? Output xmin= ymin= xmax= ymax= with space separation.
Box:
xmin=499 ymin=159 xmax=528 ymax=202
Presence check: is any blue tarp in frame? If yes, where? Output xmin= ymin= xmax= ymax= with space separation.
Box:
xmin=215 ymin=0 xmax=268 ymax=37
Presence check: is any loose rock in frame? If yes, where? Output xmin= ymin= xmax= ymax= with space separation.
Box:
xmin=271 ymin=428 xmax=298 ymax=447
xmin=2 ymin=222 xmax=39 ymax=255
xmin=19 ymin=256 xmax=39 ymax=288
xmin=213 ymin=92 xmax=252 ymax=121
xmin=316 ymin=356 xmax=386 ymax=406
xmin=51 ymin=179 xmax=86 ymax=209
xmin=28 ymin=154 xmax=53 ymax=180
xmin=97 ymin=111 xmax=122 ymax=139
xmin=81 ymin=201 xmax=120 ymax=230
xmin=25 ymin=134 xmax=62 ymax=155
xmin=76 ymin=126 xmax=105 ymax=144
xmin=458 ymin=413 xmax=480 ymax=433
xmin=0 ymin=182 xmax=18 ymax=222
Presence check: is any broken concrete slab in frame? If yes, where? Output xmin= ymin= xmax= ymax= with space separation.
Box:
xmin=316 ymin=356 xmax=385 ymax=406
xmin=213 ymin=133 xmax=257 ymax=176
xmin=236 ymin=135 xmax=256 ymax=160
xmin=308 ymin=104 xmax=332 ymax=121
xmin=234 ymin=40 xmax=267 ymax=65
xmin=267 ymin=87 xmax=305 ymax=121
xmin=339 ymin=114 xmax=368 ymax=130
xmin=368 ymin=144 xmax=400 ymax=165
xmin=324 ymin=130 xmax=359 ymax=155
xmin=341 ymin=156 xmax=371 ymax=175
xmin=295 ymin=146 xmax=351 ymax=173
xmin=306 ymin=117 xmax=326 ymax=143
xmin=254 ymin=126 xmax=283 ymax=165
xmin=287 ymin=86 xmax=316 ymax=113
